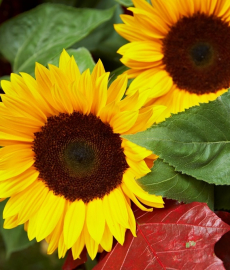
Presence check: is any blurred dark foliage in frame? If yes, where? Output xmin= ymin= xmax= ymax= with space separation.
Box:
xmin=0 ymin=0 xmax=44 ymax=92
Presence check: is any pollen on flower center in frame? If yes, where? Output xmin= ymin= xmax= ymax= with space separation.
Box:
xmin=162 ymin=13 xmax=230 ymax=95
xmin=63 ymin=141 xmax=97 ymax=178
xmin=189 ymin=42 xmax=213 ymax=67
xmin=32 ymin=111 xmax=129 ymax=203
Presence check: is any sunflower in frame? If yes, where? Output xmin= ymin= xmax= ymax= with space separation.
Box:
xmin=115 ymin=0 xmax=230 ymax=121
xmin=0 ymin=50 xmax=164 ymax=260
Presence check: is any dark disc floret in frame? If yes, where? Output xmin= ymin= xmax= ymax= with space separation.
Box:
xmin=32 ymin=112 xmax=129 ymax=203
xmin=162 ymin=12 xmax=230 ymax=94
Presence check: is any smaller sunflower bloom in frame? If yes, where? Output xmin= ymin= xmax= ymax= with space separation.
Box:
xmin=0 ymin=50 xmax=165 ymax=260
xmin=115 ymin=0 xmax=230 ymax=121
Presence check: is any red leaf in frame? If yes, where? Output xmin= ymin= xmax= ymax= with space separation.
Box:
xmin=94 ymin=202 xmax=230 ymax=270
xmin=62 ymin=249 xmax=87 ymax=270
xmin=215 ymin=211 xmax=230 ymax=270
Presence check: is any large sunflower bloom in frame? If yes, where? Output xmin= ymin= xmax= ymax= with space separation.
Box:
xmin=115 ymin=0 xmax=230 ymax=121
xmin=0 ymin=50 xmax=164 ymax=260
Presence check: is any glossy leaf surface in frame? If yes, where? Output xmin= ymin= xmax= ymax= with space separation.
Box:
xmin=0 ymin=4 xmax=114 ymax=74
xmin=124 ymin=91 xmax=230 ymax=185
xmin=138 ymin=159 xmax=214 ymax=208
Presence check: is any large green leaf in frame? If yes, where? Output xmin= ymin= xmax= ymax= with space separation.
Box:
xmin=115 ymin=0 xmax=133 ymax=6
xmin=43 ymin=0 xmax=102 ymax=8
xmin=115 ymin=0 xmax=151 ymax=6
xmin=73 ymin=2 xmax=126 ymax=71
xmin=49 ymin=48 xmax=95 ymax=73
xmin=214 ymin=186 xmax=230 ymax=210
xmin=123 ymin=91 xmax=230 ymax=185
xmin=138 ymin=159 xmax=214 ymax=209
xmin=0 ymin=201 xmax=35 ymax=258
xmin=0 ymin=3 xmax=114 ymax=74
xmin=43 ymin=0 xmax=78 ymax=6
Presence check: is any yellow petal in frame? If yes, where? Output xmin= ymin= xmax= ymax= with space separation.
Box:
xmin=0 ymin=145 xmax=34 ymax=181
xmin=0 ymin=168 xmax=39 ymax=198
xmin=47 ymin=201 xmax=68 ymax=255
xmin=17 ymin=180 xmax=49 ymax=224
xmin=126 ymin=157 xmax=151 ymax=178
xmin=124 ymin=108 xmax=153 ymax=134
xmin=102 ymin=194 xmax=125 ymax=244
xmin=59 ymin=49 xmax=71 ymax=72
xmin=118 ymin=90 xmax=147 ymax=112
xmin=91 ymin=59 xmax=105 ymax=82
xmin=72 ymin=231 xmax=85 ymax=259
xmin=66 ymin=55 xmax=81 ymax=82
xmin=124 ymin=198 xmax=136 ymax=237
xmin=121 ymin=182 xmax=152 ymax=212
xmin=10 ymin=73 xmax=32 ymax=100
xmin=133 ymin=0 xmax=155 ymax=13
xmin=107 ymin=74 xmax=128 ymax=104
xmin=99 ymin=223 xmax=113 ymax=252
xmin=70 ymin=81 xmax=89 ymax=114
xmin=63 ymin=199 xmax=85 ymax=249
xmin=0 ymin=131 xmax=33 ymax=146
xmin=122 ymin=41 xmax=163 ymax=62
xmin=1 ymin=80 xmax=15 ymax=97
xmin=114 ymin=23 xmax=150 ymax=42
xmin=4 ymin=215 xmax=19 ymax=229
xmin=86 ymin=198 xmax=105 ymax=244
xmin=137 ymin=196 xmax=164 ymax=208
xmin=77 ymin=69 xmax=93 ymax=114
xmin=20 ymin=72 xmax=54 ymax=116
xmin=36 ymin=191 xmax=66 ymax=241
xmin=84 ymin=224 xmax=98 ymax=260
xmin=107 ymin=188 xmax=129 ymax=228
xmin=91 ymin=72 xmax=109 ymax=116
xmin=122 ymin=139 xmax=152 ymax=161
xmin=27 ymin=213 xmax=38 ymax=241
xmin=48 ymin=66 xmax=75 ymax=112
xmin=1 ymin=95 xmax=47 ymax=123
xmin=123 ymin=170 xmax=164 ymax=205
xmin=99 ymin=101 xmax=120 ymax=124
xmin=110 ymin=110 xmax=138 ymax=134
xmin=58 ymin=232 xmax=68 ymax=258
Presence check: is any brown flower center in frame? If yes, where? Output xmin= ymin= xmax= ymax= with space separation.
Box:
xmin=32 ymin=112 xmax=129 ymax=203
xmin=162 ymin=13 xmax=230 ymax=94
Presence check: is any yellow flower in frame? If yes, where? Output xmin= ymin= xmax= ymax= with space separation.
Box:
xmin=0 ymin=50 xmax=164 ymax=260
xmin=115 ymin=0 xmax=230 ymax=121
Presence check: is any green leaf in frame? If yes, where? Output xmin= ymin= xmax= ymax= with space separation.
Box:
xmin=43 ymin=0 xmax=102 ymax=8
xmin=49 ymin=48 xmax=95 ymax=73
xmin=123 ymin=91 xmax=230 ymax=185
xmin=73 ymin=3 xmax=126 ymax=70
xmin=115 ymin=0 xmax=133 ymax=6
xmin=43 ymin=0 xmax=78 ymax=6
xmin=0 ymin=4 xmax=115 ymax=74
xmin=77 ymin=0 xmax=107 ymax=8
xmin=214 ymin=186 xmax=230 ymax=210
xmin=138 ymin=159 xmax=214 ymax=209
xmin=85 ymin=254 xmax=97 ymax=270
xmin=0 ymin=201 xmax=35 ymax=258
xmin=115 ymin=0 xmax=151 ymax=6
